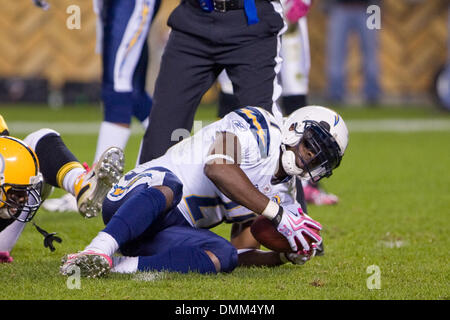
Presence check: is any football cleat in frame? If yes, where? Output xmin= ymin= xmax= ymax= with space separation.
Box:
xmin=42 ymin=193 xmax=78 ymax=212
xmin=60 ymin=250 xmax=112 ymax=278
xmin=74 ymin=147 xmax=124 ymax=218
xmin=303 ymin=182 xmax=338 ymax=206
xmin=0 ymin=251 xmax=13 ymax=263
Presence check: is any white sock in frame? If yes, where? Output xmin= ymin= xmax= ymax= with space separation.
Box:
xmin=62 ymin=167 xmax=86 ymax=195
xmin=0 ymin=219 xmax=26 ymax=252
xmin=112 ymin=256 xmax=139 ymax=273
xmin=135 ymin=118 xmax=149 ymax=166
xmin=135 ymin=139 xmax=144 ymax=166
xmin=85 ymin=231 xmax=119 ymax=257
xmin=94 ymin=122 xmax=131 ymax=163
xmin=141 ymin=117 xmax=149 ymax=130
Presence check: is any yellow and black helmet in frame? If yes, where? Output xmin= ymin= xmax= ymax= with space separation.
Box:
xmin=0 ymin=136 xmax=43 ymax=222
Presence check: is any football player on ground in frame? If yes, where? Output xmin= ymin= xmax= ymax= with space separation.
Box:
xmin=0 ymin=115 xmax=124 ymax=263
xmin=60 ymin=105 xmax=348 ymax=277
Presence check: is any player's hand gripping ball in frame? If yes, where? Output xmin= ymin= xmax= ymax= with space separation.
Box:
xmin=250 ymin=205 xmax=322 ymax=254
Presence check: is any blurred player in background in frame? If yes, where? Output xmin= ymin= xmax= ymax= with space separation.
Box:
xmin=0 ymin=115 xmax=124 ymax=263
xmin=43 ymin=0 xmax=161 ymax=212
xmin=217 ymin=0 xmax=339 ymax=210
xmin=60 ymin=106 xmax=347 ymax=278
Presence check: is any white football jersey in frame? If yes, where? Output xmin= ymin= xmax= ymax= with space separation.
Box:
xmin=140 ymin=107 xmax=298 ymax=228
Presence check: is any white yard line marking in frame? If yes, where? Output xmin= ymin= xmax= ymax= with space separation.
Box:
xmin=347 ymin=119 xmax=450 ymax=132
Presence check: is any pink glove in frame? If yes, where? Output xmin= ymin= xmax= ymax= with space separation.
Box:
xmin=0 ymin=251 xmax=13 ymax=263
xmin=285 ymin=0 xmax=311 ymax=24
xmin=275 ymin=205 xmax=322 ymax=253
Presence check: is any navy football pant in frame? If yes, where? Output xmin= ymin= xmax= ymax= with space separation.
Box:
xmin=102 ymin=170 xmax=238 ymax=273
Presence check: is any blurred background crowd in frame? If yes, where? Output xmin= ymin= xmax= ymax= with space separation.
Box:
xmin=0 ymin=0 xmax=449 ymax=111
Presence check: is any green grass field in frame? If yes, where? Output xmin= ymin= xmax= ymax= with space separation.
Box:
xmin=0 ymin=103 xmax=449 ymax=300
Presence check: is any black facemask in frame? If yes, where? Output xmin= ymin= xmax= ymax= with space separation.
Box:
xmin=297 ymin=120 xmax=342 ymax=182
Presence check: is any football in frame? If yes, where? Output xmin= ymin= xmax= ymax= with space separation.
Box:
xmin=250 ymin=215 xmax=319 ymax=253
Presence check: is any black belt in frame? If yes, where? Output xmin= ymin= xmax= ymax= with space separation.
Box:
xmin=189 ymin=0 xmax=247 ymax=12
xmin=212 ymin=0 xmax=245 ymax=12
